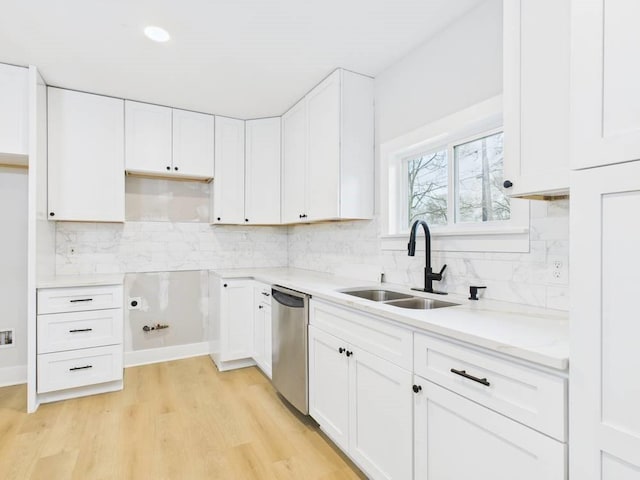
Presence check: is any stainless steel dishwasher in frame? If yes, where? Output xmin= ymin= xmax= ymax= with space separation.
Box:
xmin=271 ymin=285 xmax=310 ymax=415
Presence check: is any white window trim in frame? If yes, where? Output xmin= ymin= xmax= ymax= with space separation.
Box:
xmin=379 ymin=95 xmax=530 ymax=253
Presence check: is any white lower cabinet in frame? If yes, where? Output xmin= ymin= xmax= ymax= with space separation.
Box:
xmin=216 ymin=278 xmax=254 ymax=363
xmin=253 ymin=283 xmax=272 ymax=378
xmin=309 ymin=323 xmax=413 ymax=480
xmin=413 ymin=377 xmax=566 ymax=480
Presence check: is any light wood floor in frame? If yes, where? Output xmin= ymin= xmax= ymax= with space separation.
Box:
xmin=0 ymin=356 xmax=365 ymax=479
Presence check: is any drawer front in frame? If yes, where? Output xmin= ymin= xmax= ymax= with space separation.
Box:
xmin=310 ymin=299 xmax=412 ymax=370
xmin=38 ymin=309 xmax=123 ymax=354
xmin=38 ymin=285 xmax=123 ymax=314
xmin=37 ymin=344 xmax=123 ymax=393
xmin=414 ymin=333 xmax=567 ymax=441
xmin=254 ymin=282 xmax=272 ymax=306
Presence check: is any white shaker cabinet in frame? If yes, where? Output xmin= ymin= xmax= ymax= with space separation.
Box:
xmin=209 ymin=276 xmax=255 ymax=371
xmin=125 ymin=100 xmax=172 ymax=176
xmin=281 ymin=69 xmax=374 ymax=223
xmin=414 ymin=379 xmax=566 ymax=480
xmin=281 ymin=99 xmax=308 ymax=223
xmin=571 ymin=0 xmax=640 ymax=169
xmin=172 ymin=108 xmax=214 ymax=179
xmin=0 ymin=63 xmax=28 ymax=164
xmin=125 ymin=101 xmax=214 ymax=179
xmin=503 ymin=0 xmax=570 ymax=197
xmin=245 ymin=117 xmax=281 ymax=224
xmin=570 ymin=161 xmax=640 ymax=480
xmin=47 ymin=88 xmax=124 ymax=222
xmin=212 ymin=116 xmax=245 ymax=224
xmin=253 ymin=283 xmax=273 ymax=378
xmin=308 ymin=301 xmax=413 ymax=480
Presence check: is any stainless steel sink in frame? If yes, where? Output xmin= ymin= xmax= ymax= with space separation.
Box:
xmin=342 ymin=289 xmax=413 ymax=302
xmin=384 ymin=297 xmax=459 ymax=310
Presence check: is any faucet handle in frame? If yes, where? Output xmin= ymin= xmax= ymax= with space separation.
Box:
xmin=438 ymin=264 xmax=447 ymax=276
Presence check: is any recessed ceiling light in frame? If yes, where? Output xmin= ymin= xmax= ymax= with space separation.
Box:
xmin=144 ymin=26 xmax=170 ymax=43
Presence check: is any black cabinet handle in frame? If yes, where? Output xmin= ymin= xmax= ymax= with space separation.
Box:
xmin=245 ymin=219 xmax=249 ymax=222
xmin=345 ymin=350 xmax=353 ymax=357
xmin=261 ymin=292 xmax=270 ymax=297
xmin=223 ymin=283 xmax=228 ymax=288
xmin=338 ymin=347 xmax=345 ymax=354
xmin=450 ymin=368 xmax=490 ymax=386
xmin=49 ymin=212 xmax=55 ymax=217
xmin=217 ymin=217 xmax=221 ymax=221
xmin=69 ymin=328 xmax=93 ymax=333
xmin=69 ymin=298 xmax=93 ymax=303
xmin=69 ymin=365 xmax=93 ymax=371
xmin=503 ymin=180 xmax=513 ymax=189
xmin=301 ymin=214 xmax=308 ymax=219
xmin=174 ymin=166 xmax=178 ymax=171
xmin=166 ymin=166 xmax=171 ymax=171
xmin=258 ymin=305 xmax=263 ymax=309
xmin=412 ymin=384 xmax=422 ymax=393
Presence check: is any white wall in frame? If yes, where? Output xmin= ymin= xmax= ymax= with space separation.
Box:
xmin=0 ymin=168 xmax=28 ymax=383
xmin=375 ymin=0 xmax=503 ymax=145
xmin=287 ymin=0 xmax=570 ymax=310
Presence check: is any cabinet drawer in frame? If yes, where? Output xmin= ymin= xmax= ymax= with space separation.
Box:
xmin=37 ymin=344 xmax=123 ymax=393
xmin=254 ymin=282 xmax=272 ymax=305
xmin=414 ymin=333 xmax=566 ymax=441
xmin=37 ymin=309 xmax=123 ymax=354
xmin=310 ymin=299 xmax=412 ymax=370
xmin=38 ymin=285 xmax=123 ymax=314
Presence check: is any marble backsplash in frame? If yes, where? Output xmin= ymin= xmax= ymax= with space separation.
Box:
xmin=56 ymin=222 xmax=288 ymax=275
xmin=287 ymin=200 xmax=570 ymax=310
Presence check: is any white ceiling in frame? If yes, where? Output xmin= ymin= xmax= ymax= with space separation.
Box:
xmin=0 ymin=0 xmax=483 ymax=118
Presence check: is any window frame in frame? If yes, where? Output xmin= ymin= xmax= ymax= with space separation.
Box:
xmin=380 ymin=96 xmax=530 ymax=253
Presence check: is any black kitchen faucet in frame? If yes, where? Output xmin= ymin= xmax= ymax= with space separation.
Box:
xmin=407 ymin=219 xmax=447 ymax=295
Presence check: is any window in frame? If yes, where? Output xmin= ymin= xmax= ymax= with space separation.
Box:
xmin=404 ymin=130 xmax=509 ymax=230
xmin=381 ymin=96 xmax=529 ymax=253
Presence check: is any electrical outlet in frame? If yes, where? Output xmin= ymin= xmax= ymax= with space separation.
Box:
xmin=128 ymin=297 xmax=142 ymax=310
xmin=548 ymin=256 xmax=568 ymax=285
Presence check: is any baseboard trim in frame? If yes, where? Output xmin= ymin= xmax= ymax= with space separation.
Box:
xmin=0 ymin=364 xmax=27 ymax=387
xmin=124 ymin=342 xmax=210 ymax=368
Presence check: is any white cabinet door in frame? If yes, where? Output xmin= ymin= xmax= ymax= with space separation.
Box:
xmin=281 ymin=99 xmax=307 ymax=223
xmin=212 ymin=116 xmax=245 ymax=224
xmin=253 ymin=299 xmax=266 ymax=370
xmin=571 ymin=0 xmax=640 ymax=169
xmin=48 ymin=88 xmax=124 ymax=222
xmin=219 ymin=279 xmax=254 ymax=362
xmin=308 ymin=325 xmax=350 ymax=451
xmin=245 ymin=117 xmax=281 ymax=224
xmin=306 ymin=70 xmax=341 ymax=221
xmin=0 ymin=63 xmax=28 ymax=161
xmin=503 ymin=0 xmax=570 ymax=197
xmin=349 ymin=347 xmax=413 ymax=480
xmin=124 ymin=100 xmax=172 ymax=175
xmin=172 ymin=109 xmax=214 ymax=179
xmin=263 ymin=303 xmax=272 ymax=378
xmin=414 ymin=378 xmax=566 ymax=480
xmin=570 ymin=161 xmax=640 ymax=480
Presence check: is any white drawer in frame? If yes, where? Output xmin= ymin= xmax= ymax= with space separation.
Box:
xmin=310 ymin=299 xmax=412 ymax=370
xmin=414 ymin=333 xmax=567 ymax=441
xmin=254 ymin=282 xmax=272 ymax=305
xmin=38 ymin=284 xmax=123 ymax=314
xmin=37 ymin=309 xmax=123 ymax=354
xmin=37 ymin=344 xmax=123 ymax=393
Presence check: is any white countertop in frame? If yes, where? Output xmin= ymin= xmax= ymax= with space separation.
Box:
xmin=37 ymin=274 xmax=125 ymax=289
xmin=211 ymin=267 xmax=569 ymax=371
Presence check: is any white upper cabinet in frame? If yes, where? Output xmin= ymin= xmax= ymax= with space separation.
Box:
xmin=281 ymin=69 xmax=374 ymax=223
xmin=503 ymin=0 xmax=570 ymax=197
xmin=245 ymin=117 xmax=281 ymax=225
xmin=172 ymin=109 xmax=214 ymax=178
xmin=0 ymin=63 xmax=28 ymax=164
xmin=281 ymin=98 xmax=308 ymax=223
xmin=48 ymin=88 xmax=125 ymax=222
xmin=212 ymin=116 xmax=245 ymax=224
xmin=125 ymin=100 xmax=214 ymax=180
xmin=125 ymin=101 xmax=172 ymax=175
xmin=571 ymin=0 xmax=640 ymax=169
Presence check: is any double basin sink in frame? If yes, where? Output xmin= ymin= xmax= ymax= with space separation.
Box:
xmin=341 ymin=288 xmax=458 ymax=310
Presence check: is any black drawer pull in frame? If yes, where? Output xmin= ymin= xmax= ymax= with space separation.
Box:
xmin=450 ymin=368 xmax=490 ymax=386
xmin=69 ymin=328 xmax=93 ymax=333
xmin=261 ymin=292 xmax=270 ymax=297
xmin=69 ymin=365 xmax=93 ymax=371
xmin=69 ymin=298 xmax=93 ymax=303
